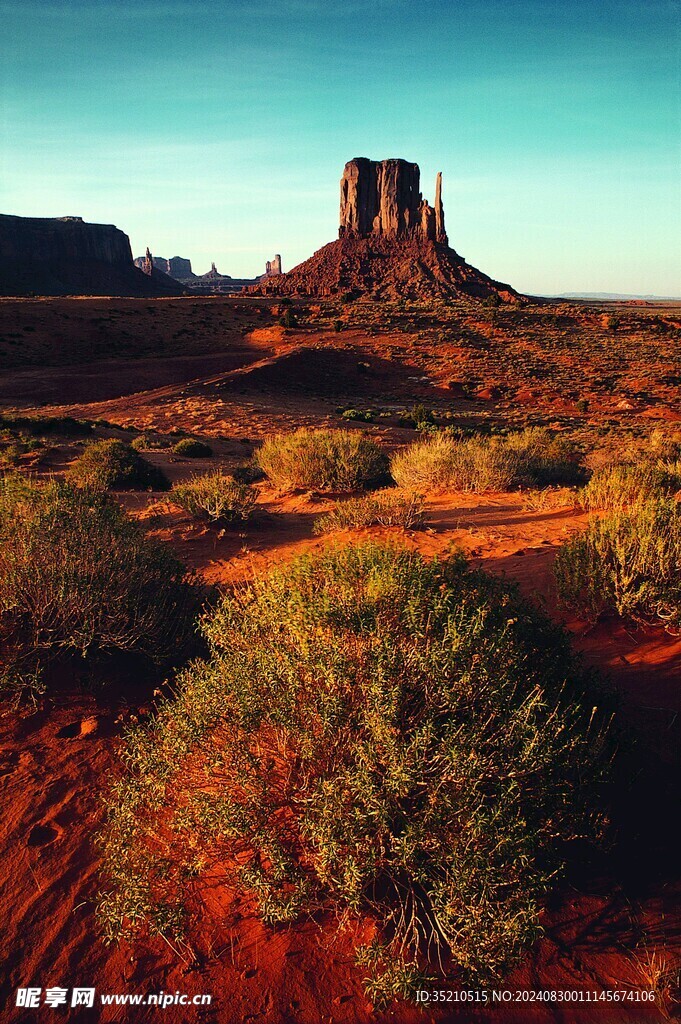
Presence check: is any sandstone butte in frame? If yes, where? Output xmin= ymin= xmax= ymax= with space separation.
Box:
xmin=249 ymin=157 xmax=519 ymax=302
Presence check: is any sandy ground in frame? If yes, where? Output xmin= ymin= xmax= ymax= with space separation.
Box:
xmin=1 ymin=296 xmax=680 ymax=1022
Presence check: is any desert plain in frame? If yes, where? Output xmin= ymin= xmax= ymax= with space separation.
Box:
xmin=0 ymin=292 xmax=680 ymax=1023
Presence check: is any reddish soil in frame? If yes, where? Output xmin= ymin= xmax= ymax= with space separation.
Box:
xmin=1 ymin=296 xmax=680 ymax=1022
xmin=247 ymin=236 xmax=517 ymax=302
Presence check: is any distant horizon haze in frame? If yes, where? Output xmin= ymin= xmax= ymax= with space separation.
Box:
xmin=1 ymin=0 xmax=679 ymax=296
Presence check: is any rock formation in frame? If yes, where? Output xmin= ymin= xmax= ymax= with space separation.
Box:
xmin=264 ymin=254 xmax=282 ymax=277
xmin=338 ymin=158 xmax=448 ymax=246
xmin=204 ymin=261 xmax=227 ymax=280
xmin=0 ymin=215 xmax=184 ymax=297
xmin=249 ymin=157 xmax=517 ymax=302
xmin=168 ymin=256 xmax=193 ymax=279
xmin=134 ymin=255 xmax=196 ymax=279
xmin=141 ymin=247 xmax=154 ymax=275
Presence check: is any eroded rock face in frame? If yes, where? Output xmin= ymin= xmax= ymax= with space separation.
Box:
xmin=265 ymin=254 xmax=282 ymax=276
xmin=0 ymin=214 xmax=184 ymax=296
xmin=339 ymin=158 xmax=447 ymax=243
xmin=168 ymin=256 xmax=193 ymax=278
xmin=141 ymin=247 xmax=154 ymax=276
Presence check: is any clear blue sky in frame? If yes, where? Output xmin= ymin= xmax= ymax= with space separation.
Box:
xmin=1 ymin=0 xmax=679 ymax=294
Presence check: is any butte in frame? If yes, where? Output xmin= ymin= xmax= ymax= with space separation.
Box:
xmin=249 ymin=157 xmax=519 ymax=302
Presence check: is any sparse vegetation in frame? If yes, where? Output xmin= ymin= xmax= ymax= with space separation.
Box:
xmin=521 ymin=486 xmax=579 ymax=512
xmin=0 ymin=435 xmax=44 ymax=466
xmin=68 ymin=439 xmax=170 ymax=491
xmin=398 ymin=403 xmax=436 ymax=430
xmin=341 ymin=408 xmax=375 ymax=423
xmin=0 ymin=414 xmax=92 ymax=437
xmin=0 ymin=475 xmax=197 ymax=698
xmin=131 ymin=433 xmax=173 ymax=451
xmin=171 ymin=471 xmax=257 ymax=523
xmin=97 ymin=543 xmax=609 ymax=995
xmin=279 ymin=308 xmax=297 ymax=328
xmin=313 ymin=490 xmax=425 ymax=533
xmin=391 ymin=428 xmax=582 ymax=492
xmin=579 ymin=462 xmax=672 ymax=510
xmin=172 ymin=438 xmax=213 ymax=458
xmin=256 ymin=428 xmax=389 ymax=491
xmin=555 ymin=496 xmax=681 ymax=626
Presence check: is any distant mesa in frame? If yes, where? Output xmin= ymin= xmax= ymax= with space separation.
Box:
xmin=134 ymin=252 xmax=195 ymax=281
xmin=0 ymin=215 xmax=185 ymax=297
xmin=134 ymin=253 xmax=283 ymax=294
xmin=249 ymin=158 xmax=518 ymax=302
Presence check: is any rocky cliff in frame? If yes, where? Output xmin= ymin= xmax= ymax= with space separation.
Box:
xmin=250 ymin=157 xmax=517 ymax=302
xmin=0 ymin=215 xmax=184 ymax=296
xmin=339 ymin=157 xmax=447 ymax=244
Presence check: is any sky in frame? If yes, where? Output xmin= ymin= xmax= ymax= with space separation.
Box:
xmin=1 ymin=0 xmax=680 ymax=295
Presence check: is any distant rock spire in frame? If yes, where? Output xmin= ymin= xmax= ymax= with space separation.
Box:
xmin=142 ymin=247 xmax=153 ymax=275
xmin=435 ymin=172 xmax=447 ymax=244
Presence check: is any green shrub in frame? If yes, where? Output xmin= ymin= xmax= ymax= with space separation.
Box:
xmin=579 ymin=463 xmax=671 ymax=511
xmin=172 ymin=438 xmax=213 ymax=458
xmin=0 ymin=436 xmax=44 ymax=465
xmin=279 ymin=308 xmax=297 ymax=328
xmin=97 ymin=543 xmax=609 ymax=994
xmin=391 ymin=429 xmax=581 ymax=493
xmin=398 ymin=403 xmax=436 ymax=430
xmin=172 ymin=472 xmax=257 ymax=523
xmin=0 ymin=414 xmax=91 ymax=437
xmin=67 ymin=439 xmax=169 ymax=491
xmin=391 ymin=432 xmax=517 ymax=491
xmin=0 ymin=475 xmax=197 ymax=697
xmin=131 ymin=434 xmax=173 ymax=452
xmin=555 ymin=497 xmax=681 ymax=625
xmin=504 ymin=427 xmax=583 ymax=486
xmin=256 ymin=428 xmax=389 ymax=491
xmin=313 ymin=490 xmax=425 ymax=534
xmin=341 ymin=408 xmax=374 ymax=423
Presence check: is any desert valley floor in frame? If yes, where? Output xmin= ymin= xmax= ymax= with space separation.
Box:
xmin=0 ymin=294 xmax=680 ymax=1023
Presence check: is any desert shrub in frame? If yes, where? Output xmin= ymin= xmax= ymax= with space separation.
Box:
xmin=0 ymin=435 xmax=44 ymax=466
xmin=256 ymin=428 xmax=389 ymax=491
xmin=279 ymin=308 xmax=297 ymax=328
xmin=313 ymin=490 xmax=425 ymax=534
xmin=579 ymin=463 xmax=671 ymax=511
xmin=171 ymin=472 xmax=256 ymax=523
xmin=391 ymin=429 xmax=581 ymax=493
xmin=555 ymin=497 xmax=681 ymax=626
xmin=390 ymin=432 xmax=518 ymax=491
xmin=398 ymin=403 xmax=436 ymax=430
xmin=67 ymin=439 xmax=169 ymax=491
xmin=504 ymin=427 xmax=583 ymax=486
xmin=0 ymin=475 xmax=197 ymax=696
xmin=172 ymin=438 xmax=213 ymax=458
xmin=97 ymin=543 xmax=609 ymax=995
xmin=341 ymin=408 xmax=374 ymax=423
xmin=0 ymin=414 xmax=91 ymax=437
xmin=131 ymin=434 xmax=173 ymax=452
xmin=522 ymin=487 xmax=579 ymax=512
